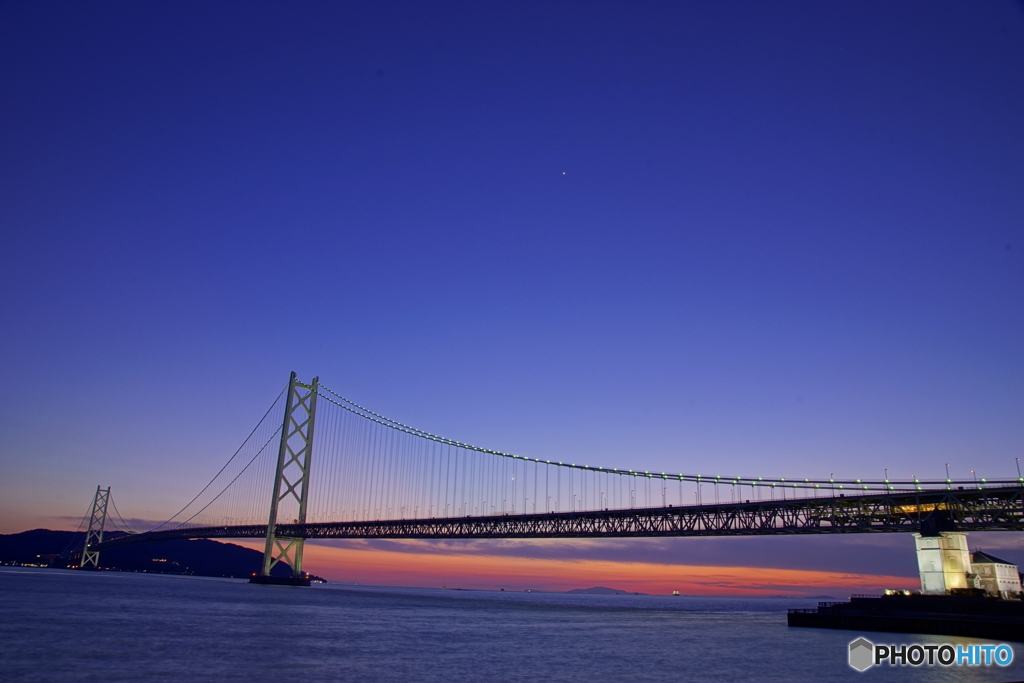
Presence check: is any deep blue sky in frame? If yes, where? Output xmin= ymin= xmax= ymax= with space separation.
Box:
xmin=1 ymin=1 xmax=1022 ymax=548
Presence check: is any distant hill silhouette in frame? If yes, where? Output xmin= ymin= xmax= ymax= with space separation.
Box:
xmin=0 ymin=529 xmax=294 ymax=579
xmin=566 ymin=586 xmax=645 ymax=595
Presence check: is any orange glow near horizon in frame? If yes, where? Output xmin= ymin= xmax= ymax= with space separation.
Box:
xmin=230 ymin=540 xmax=916 ymax=597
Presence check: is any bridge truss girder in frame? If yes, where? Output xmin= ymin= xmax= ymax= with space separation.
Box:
xmin=97 ymin=486 xmax=1024 ymax=550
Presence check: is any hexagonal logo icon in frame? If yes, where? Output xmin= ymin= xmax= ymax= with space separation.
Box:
xmin=849 ymin=637 xmax=874 ymax=671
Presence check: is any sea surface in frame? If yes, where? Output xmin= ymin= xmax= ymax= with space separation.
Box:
xmin=1 ymin=566 xmax=1020 ymax=682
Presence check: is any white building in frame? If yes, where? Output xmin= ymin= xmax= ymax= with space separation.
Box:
xmin=971 ymin=550 xmax=1023 ymax=599
xmin=913 ymin=532 xmax=972 ymax=594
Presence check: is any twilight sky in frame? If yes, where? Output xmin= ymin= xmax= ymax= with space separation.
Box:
xmin=2 ymin=1 xmax=1022 ymax=594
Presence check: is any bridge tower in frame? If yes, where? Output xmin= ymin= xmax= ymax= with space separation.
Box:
xmin=251 ymin=372 xmax=319 ymax=585
xmin=79 ymin=485 xmax=109 ymax=570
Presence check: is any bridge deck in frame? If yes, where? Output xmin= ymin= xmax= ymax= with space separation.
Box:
xmin=96 ymin=486 xmax=1023 ymax=550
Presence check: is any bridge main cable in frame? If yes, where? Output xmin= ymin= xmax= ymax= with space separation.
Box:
xmin=316 ymin=384 xmax=1014 ymax=494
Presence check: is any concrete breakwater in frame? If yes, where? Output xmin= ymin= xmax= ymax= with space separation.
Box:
xmin=789 ymin=594 xmax=1024 ymax=641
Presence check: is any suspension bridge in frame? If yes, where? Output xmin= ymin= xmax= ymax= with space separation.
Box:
xmin=70 ymin=373 xmax=1024 ymax=585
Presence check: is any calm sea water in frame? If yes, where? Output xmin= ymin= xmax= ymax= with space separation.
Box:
xmin=1 ymin=566 xmax=1020 ymax=682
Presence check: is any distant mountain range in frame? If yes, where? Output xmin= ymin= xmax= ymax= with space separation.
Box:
xmin=566 ymin=586 xmax=646 ymax=595
xmin=0 ymin=529 xmax=295 ymax=579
